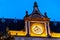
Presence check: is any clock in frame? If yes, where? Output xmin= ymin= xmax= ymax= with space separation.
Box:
xmin=31 ymin=23 xmax=44 ymax=34
xmin=30 ymin=22 xmax=47 ymax=37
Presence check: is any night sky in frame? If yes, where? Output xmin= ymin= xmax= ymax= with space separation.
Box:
xmin=0 ymin=0 xmax=60 ymax=21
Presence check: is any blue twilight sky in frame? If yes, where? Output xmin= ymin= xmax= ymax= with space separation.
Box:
xmin=0 ymin=0 xmax=60 ymax=21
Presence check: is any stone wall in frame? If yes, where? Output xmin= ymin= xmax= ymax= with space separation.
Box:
xmin=14 ymin=37 xmax=60 ymax=40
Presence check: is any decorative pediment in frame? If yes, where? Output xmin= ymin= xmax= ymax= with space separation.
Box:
xmin=29 ymin=12 xmax=44 ymax=18
xmin=24 ymin=1 xmax=49 ymax=21
xmin=29 ymin=2 xmax=44 ymax=18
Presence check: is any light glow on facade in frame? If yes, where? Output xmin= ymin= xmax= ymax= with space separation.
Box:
xmin=50 ymin=32 xmax=60 ymax=38
xmin=8 ymin=30 xmax=27 ymax=36
xmin=30 ymin=22 xmax=47 ymax=37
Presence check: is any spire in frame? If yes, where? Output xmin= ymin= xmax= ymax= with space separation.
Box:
xmin=33 ymin=1 xmax=38 ymax=12
xmin=29 ymin=1 xmax=44 ymax=18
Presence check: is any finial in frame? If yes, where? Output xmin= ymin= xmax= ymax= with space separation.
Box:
xmin=44 ymin=12 xmax=48 ymax=18
xmin=14 ymin=17 xmax=17 ymax=23
xmin=1 ymin=16 xmax=5 ymax=23
xmin=34 ymin=1 xmax=38 ymax=7
xmin=26 ymin=11 xmax=28 ymax=14
xmin=54 ymin=19 xmax=57 ymax=26
xmin=26 ymin=11 xmax=28 ymax=17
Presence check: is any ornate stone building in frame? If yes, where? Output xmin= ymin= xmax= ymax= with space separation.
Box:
xmin=0 ymin=1 xmax=60 ymax=40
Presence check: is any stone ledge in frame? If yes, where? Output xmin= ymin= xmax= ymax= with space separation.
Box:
xmin=15 ymin=37 xmax=60 ymax=40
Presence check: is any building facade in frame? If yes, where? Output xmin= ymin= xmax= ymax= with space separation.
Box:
xmin=0 ymin=1 xmax=60 ymax=40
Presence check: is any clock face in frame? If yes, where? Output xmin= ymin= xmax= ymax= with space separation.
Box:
xmin=31 ymin=23 xmax=44 ymax=34
xmin=32 ymin=26 xmax=43 ymax=34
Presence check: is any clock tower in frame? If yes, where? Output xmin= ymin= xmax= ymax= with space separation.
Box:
xmin=24 ymin=2 xmax=50 ymax=37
